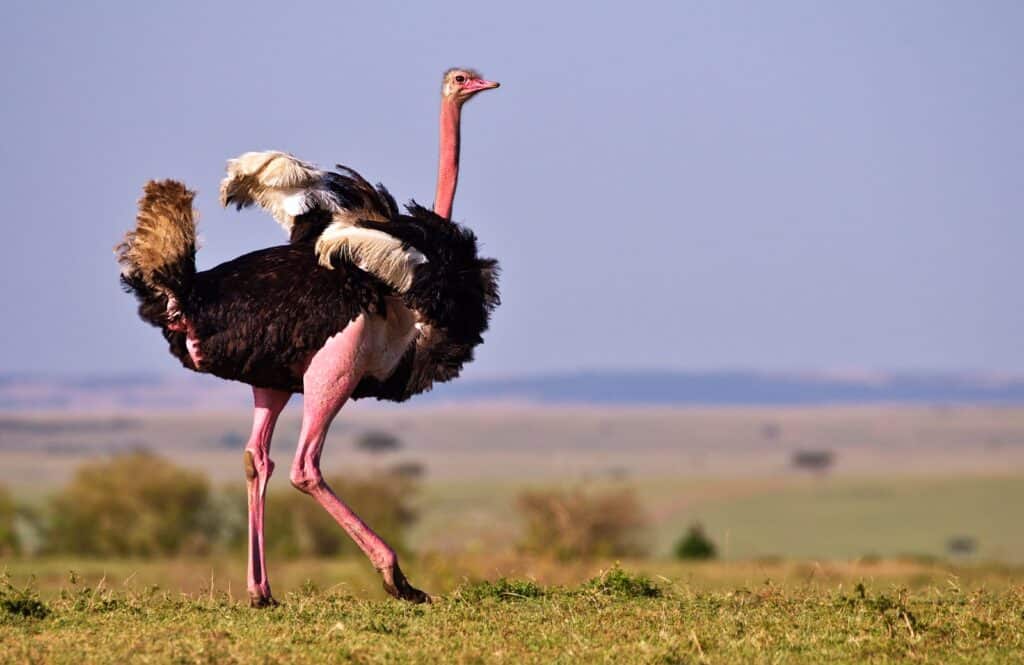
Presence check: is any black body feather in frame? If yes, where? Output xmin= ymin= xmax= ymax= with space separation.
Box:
xmin=119 ymin=170 xmax=499 ymax=401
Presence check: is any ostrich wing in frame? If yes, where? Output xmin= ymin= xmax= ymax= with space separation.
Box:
xmin=219 ymin=151 xmax=425 ymax=292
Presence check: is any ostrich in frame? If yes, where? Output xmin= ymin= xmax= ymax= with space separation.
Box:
xmin=217 ymin=68 xmax=500 ymax=292
xmin=115 ymin=69 xmax=500 ymax=606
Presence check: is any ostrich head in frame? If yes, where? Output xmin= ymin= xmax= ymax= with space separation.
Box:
xmin=442 ymin=68 xmax=500 ymax=105
xmin=434 ymin=67 xmax=498 ymax=219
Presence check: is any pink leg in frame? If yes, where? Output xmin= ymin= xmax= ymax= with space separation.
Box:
xmin=288 ymin=320 xmax=429 ymax=603
xmin=244 ymin=386 xmax=291 ymax=607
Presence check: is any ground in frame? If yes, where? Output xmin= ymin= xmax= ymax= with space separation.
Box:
xmin=2 ymin=405 xmax=1024 ymax=661
xmin=2 ymin=558 xmax=1023 ymax=663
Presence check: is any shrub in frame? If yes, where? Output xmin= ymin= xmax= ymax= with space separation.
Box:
xmin=260 ymin=473 xmax=418 ymax=558
xmin=45 ymin=451 xmax=215 ymax=557
xmin=387 ymin=461 xmax=426 ymax=480
xmin=947 ymin=536 xmax=977 ymax=556
xmin=455 ymin=578 xmax=545 ymax=602
xmin=791 ymin=449 xmax=835 ymax=474
xmin=0 ymin=486 xmax=19 ymax=556
xmin=217 ymin=431 xmax=245 ymax=448
xmin=517 ymin=487 xmax=648 ymax=560
xmin=355 ymin=430 xmax=402 ymax=455
xmin=673 ymin=523 xmax=717 ymax=560
xmin=582 ymin=565 xmax=661 ymax=598
xmin=0 ymin=575 xmax=49 ymax=620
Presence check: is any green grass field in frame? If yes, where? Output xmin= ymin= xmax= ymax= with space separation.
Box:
xmin=3 ymin=558 xmax=1023 ymax=663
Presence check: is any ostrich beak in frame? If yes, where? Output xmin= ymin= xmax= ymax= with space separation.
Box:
xmin=465 ymin=78 xmax=500 ymax=92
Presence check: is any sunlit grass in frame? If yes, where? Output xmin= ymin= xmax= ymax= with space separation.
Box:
xmin=3 ymin=559 xmax=1022 ymax=663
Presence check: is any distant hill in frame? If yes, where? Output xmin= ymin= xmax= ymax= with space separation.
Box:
xmin=2 ymin=370 xmax=1023 ymax=411
xmin=429 ymin=370 xmax=1024 ymax=405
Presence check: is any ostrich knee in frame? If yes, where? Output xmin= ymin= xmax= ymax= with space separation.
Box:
xmin=244 ymin=447 xmax=275 ymax=484
xmin=289 ymin=459 xmax=323 ymax=494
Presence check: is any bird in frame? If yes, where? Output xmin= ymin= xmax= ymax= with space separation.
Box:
xmin=115 ymin=68 xmax=500 ymax=607
xmin=218 ymin=68 xmax=500 ymax=292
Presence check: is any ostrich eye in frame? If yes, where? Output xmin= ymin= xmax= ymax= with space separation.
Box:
xmin=454 ymin=75 xmax=466 ymax=83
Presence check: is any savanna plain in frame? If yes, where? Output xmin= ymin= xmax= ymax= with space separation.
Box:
xmin=2 ymin=404 xmax=1023 ymax=663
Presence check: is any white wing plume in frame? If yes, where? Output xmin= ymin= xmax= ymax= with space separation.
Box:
xmin=219 ymin=151 xmax=425 ymax=291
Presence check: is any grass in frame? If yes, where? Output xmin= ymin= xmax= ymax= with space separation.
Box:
xmin=2 ymin=562 xmax=1023 ymax=663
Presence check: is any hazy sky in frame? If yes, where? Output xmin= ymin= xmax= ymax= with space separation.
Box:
xmin=2 ymin=1 xmax=1022 ymax=378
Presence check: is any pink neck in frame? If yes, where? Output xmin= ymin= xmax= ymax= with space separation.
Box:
xmin=433 ymin=99 xmax=461 ymax=220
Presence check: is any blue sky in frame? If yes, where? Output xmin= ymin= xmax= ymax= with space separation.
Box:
xmin=1 ymin=1 xmax=1021 ymax=377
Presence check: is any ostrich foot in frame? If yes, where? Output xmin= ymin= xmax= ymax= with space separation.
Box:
xmin=249 ymin=592 xmax=278 ymax=609
xmin=379 ymin=562 xmax=431 ymax=604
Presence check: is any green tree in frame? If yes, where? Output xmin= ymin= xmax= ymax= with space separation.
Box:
xmin=673 ymin=523 xmax=717 ymax=560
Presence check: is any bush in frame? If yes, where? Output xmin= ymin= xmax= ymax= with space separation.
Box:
xmin=673 ymin=523 xmax=717 ymax=560
xmin=455 ymin=578 xmax=545 ymax=602
xmin=0 ymin=486 xmax=19 ymax=556
xmin=947 ymin=536 xmax=977 ymax=556
xmin=45 ymin=451 xmax=215 ymax=557
xmin=0 ymin=575 xmax=49 ymax=620
xmin=355 ymin=430 xmax=402 ymax=455
xmin=582 ymin=565 xmax=661 ymax=598
xmin=517 ymin=487 xmax=648 ymax=560
xmin=387 ymin=461 xmax=426 ymax=480
xmin=217 ymin=431 xmax=245 ymax=448
xmin=791 ymin=449 xmax=835 ymax=474
xmin=260 ymin=473 xmax=418 ymax=558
